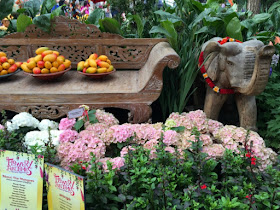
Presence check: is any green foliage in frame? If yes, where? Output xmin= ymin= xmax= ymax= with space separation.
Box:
xmin=74 ymin=109 xmax=98 ymax=131
xmin=0 ymin=110 xmax=26 ymax=152
xmin=99 ymin=18 xmax=122 ymax=35
xmin=41 ymin=0 xmax=56 ymax=15
xmin=0 ymin=0 xmax=14 ymax=20
xmin=80 ymin=127 xmax=280 ymax=209
xmin=17 ymin=14 xmax=32 ymax=32
xmin=85 ymin=8 xmax=105 ymax=26
xmin=23 ymin=0 xmax=41 ymax=18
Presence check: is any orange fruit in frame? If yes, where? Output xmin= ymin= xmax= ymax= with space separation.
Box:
xmin=8 ymin=59 xmax=15 ymax=65
xmin=44 ymin=61 xmax=52 ymax=69
xmin=63 ymin=59 xmax=71 ymax=68
xmin=41 ymin=68 xmax=50 ymax=74
xmin=50 ymin=67 xmax=58 ymax=73
xmin=0 ymin=65 xmax=2 ymax=71
xmin=0 ymin=70 xmax=8 ymax=75
xmin=52 ymin=61 xmax=59 ymax=68
xmin=2 ymin=62 xmax=10 ymax=70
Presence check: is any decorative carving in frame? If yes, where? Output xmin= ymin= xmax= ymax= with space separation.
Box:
xmin=143 ymin=75 xmax=162 ymax=91
xmin=17 ymin=105 xmax=70 ymax=119
xmin=104 ymin=45 xmax=153 ymax=63
xmin=127 ymin=104 xmax=152 ymax=123
xmin=0 ymin=45 xmax=30 ymax=61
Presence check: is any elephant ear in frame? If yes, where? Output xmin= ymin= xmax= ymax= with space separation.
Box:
xmin=203 ymin=42 xmax=221 ymax=81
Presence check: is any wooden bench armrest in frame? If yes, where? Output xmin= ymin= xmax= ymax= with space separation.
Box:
xmin=138 ymin=42 xmax=180 ymax=92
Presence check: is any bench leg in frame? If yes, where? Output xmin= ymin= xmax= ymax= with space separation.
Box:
xmin=128 ymin=104 xmax=152 ymax=124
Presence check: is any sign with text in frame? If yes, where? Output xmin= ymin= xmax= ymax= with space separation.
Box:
xmin=45 ymin=163 xmax=85 ymax=210
xmin=0 ymin=150 xmax=44 ymax=210
xmin=68 ymin=107 xmax=85 ymax=119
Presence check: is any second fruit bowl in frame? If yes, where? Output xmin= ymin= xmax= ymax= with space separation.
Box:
xmin=77 ymin=69 xmax=116 ymax=79
xmin=23 ymin=66 xmax=72 ymax=80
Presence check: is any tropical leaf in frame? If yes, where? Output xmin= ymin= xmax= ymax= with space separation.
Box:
xmin=99 ymin=18 xmax=122 ymax=35
xmin=41 ymin=0 xmax=56 ymax=15
xmin=32 ymin=14 xmax=52 ymax=33
xmin=86 ymin=8 xmax=105 ymax=27
xmin=23 ymin=0 xmax=41 ymax=18
xmin=17 ymin=14 xmax=33 ymax=32
xmin=132 ymin=14 xmax=144 ymax=38
xmin=226 ymin=17 xmax=243 ymax=41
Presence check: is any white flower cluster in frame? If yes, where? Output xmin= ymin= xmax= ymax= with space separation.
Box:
xmin=38 ymin=119 xmax=59 ymax=131
xmin=6 ymin=113 xmax=59 ymax=133
xmin=6 ymin=112 xmax=40 ymax=132
xmin=24 ymin=130 xmax=63 ymax=152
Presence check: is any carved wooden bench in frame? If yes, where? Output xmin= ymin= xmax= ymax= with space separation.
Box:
xmin=0 ymin=16 xmax=180 ymax=123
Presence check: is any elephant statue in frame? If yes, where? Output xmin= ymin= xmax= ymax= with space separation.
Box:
xmin=200 ymin=37 xmax=275 ymax=131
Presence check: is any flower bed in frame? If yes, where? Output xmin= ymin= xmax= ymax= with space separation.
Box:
xmin=0 ymin=108 xmax=279 ymax=208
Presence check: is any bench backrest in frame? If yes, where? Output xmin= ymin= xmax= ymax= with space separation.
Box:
xmin=0 ymin=16 xmax=167 ymax=69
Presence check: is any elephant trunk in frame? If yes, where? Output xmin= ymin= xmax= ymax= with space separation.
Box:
xmin=236 ymin=45 xmax=275 ymax=95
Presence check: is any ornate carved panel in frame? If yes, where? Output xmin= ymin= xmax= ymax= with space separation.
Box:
xmin=0 ymin=45 xmax=30 ymax=61
xmin=17 ymin=105 xmax=70 ymax=119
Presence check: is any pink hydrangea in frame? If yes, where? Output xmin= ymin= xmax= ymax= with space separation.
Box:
xmin=59 ymin=118 xmax=76 ymax=130
xmin=0 ymin=124 xmax=4 ymax=130
xmin=95 ymin=109 xmax=119 ymax=127
xmin=111 ymin=157 xmax=125 ymax=170
xmin=163 ymin=130 xmax=178 ymax=146
xmin=59 ymin=130 xmax=79 ymax=143
xmin=144 ymin=139 xmax=159 ymax=150
xmin=165 ymin=146 xmax=175 ymax=154
xmin=202 ymin=144 xmax=225 ymax=159
xmin=133 ymin=123 xmax=162 ymax=144
xmin=110 ymin=124 xmax=135 ymax=144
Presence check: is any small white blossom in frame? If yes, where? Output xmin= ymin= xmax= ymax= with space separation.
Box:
xmin=38 ymin=119 xmax=59 ymax=131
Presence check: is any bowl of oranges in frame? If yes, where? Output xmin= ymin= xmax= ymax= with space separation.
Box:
xmin=77 ymin=53 xmax=115 ymax=79
xmin=21 ymin=47 xmax=71 ymax=80
xmin=0 ymin=52 xmax=22 ymax=79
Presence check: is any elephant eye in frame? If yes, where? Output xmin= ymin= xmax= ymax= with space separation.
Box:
xmin=227 ymin=61 xmax=234 ymax=66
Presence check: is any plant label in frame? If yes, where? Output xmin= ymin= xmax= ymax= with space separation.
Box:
xmin=68 ymin=107 xmax=85 ymax=119
xmin=45 ymin=163 xmax=85 ymax=210
xmin=0 ymin=150 xmax=44 ymax=210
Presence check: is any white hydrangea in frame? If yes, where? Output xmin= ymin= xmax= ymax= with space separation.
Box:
xmin=6 ymin=112 xmax=40 ymax=132
xmin=24 ymin=130 xmax=63 ymax=152
xmin=38 ymin=119 xmax=59 ymax=131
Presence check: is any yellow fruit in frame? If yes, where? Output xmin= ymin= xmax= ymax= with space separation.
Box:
xmin=97 ymin=61 xmax=110 ymax=68
xmin=41 ymin=68 xmax=50 ymax=74
xmin=97 ymin=68 xmax=107 ymax=73
xmin=86 ymin=67 xmax=97 ymax=74
xmin=34 ymin=54 xmax=43 ymax=63
xmin=43 ymin=54 xmax=57 ymax=63
xmin=89 ymin=53 xmax=98 ymax=60
xmin=57 ymin=56 xmax=65 ymax=65
xmin=0 ymin=52 xmax=7 ymax=57
xmin=89 ymin=59 xmax=97 ymax=68
xmin=44 ymin=61 xmax=52 ymax=69
xmin=8 ymin=59 xmax=15 ymax=65
xmin=97 ymin=55 xmax=108 ymax=61
xmin=0 ymin=66 xmax=2 ymax=71
xmin=53 ymin=51 xmax=59 ymax=56
xmin=15 ymin=62 xmax=22 ymax=68
xmin=21 ymin=63 xmax=32 ymax=73
xmin=52 ymin=61 xmax=59 ymax=68
xmin=27 ymin=61 xmax=36 ymax=69
xmin=77 ymin=61 xmax=85 ymax=71
xmin=106 ymin=59 xmax=111 ymax=65
xmin=50 ymin=67 xmax=58 ymax=73
xmin=0 ymin=70 xmax=8 ymax=75
xmin=107 ymin=65 xmax=114 ymax=72
xmin=57 ymin=64 xmax=66 ymax=72
xmin=36 ymin=47 xmax=49 ymax=55
xmin=84 ymin=59 xmax=89 ymax=68
xmin=41 ymin=50 xmax=53 ymax=57
xmin=2 ymin=62 xmax=10 ymax=70
xmin=63 ymin=59 xmax=71 ymax=68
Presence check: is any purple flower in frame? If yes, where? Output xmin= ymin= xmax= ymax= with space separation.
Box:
xmin=269 ymin=67 xmax=273 ymax=77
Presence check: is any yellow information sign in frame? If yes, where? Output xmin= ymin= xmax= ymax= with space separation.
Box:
xmin=45 ymin=163 xmax=85 ymax=210
xmin=0 ymin=150 xmax=44 ymax=210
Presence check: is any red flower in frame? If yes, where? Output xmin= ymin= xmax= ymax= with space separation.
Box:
xmin=246 ymin=153 xmax=251 ymax=158
xmin=251 ymin=161 xmax=256 ymax=165
xmin=200 ymin=184 xmax=207 ymax=189
xmin=246 ymin=194 xmax=252 ymax=199
xmin=251 ymin=157 xmax=256 ymax=162
xmin=82 ymin=165 xmax=86 ymax=170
